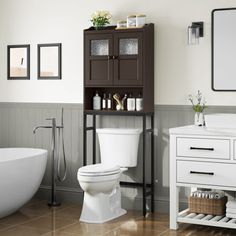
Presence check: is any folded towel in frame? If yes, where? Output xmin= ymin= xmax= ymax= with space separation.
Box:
xmin=191 ymin=190 xmax=224 ymax=199
xmin=226 ymin=201 xmax=236 ymax=209
xmin=226 ymin=208 xmax=236 ymax=214
xmin=226 ymin=213 xmax=236 ymax=219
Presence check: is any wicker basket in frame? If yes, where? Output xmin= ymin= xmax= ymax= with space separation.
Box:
xmin=189 ymin=196 xmax=227 ymax=215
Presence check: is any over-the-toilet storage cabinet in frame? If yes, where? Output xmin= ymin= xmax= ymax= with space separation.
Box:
xmin=83 ymin=24 xmax=155 ymax=216
xmin=170 ymin=125 xmax=236 ymax=230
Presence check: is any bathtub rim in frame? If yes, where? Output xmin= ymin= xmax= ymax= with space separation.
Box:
xmin=0 ymin=148 xmax=48 ymax=163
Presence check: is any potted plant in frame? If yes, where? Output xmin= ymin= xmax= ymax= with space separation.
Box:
xmin=91 ymin=10 xmax=112 ymax=30
xmin=188 ymin=90 xmax=207 ymax=126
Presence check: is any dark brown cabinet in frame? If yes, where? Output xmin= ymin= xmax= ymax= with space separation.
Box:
xmin=83 ymin=24 xmax=155 ymax=216
xmin=84 ymin=24 xmax=154 ymax=113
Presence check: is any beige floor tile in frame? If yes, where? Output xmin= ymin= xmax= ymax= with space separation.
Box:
xmin=104 ymin=227 xmax=160 ymax=236
xmin=0 ymin=225 xmax=49 ymax=236
xmin=21 ymin=216 xmax=76 ymax=231
xmin=19 ymin=201 xmax=71 ymax=217
xmin=42 ymin=231 xmax=80 ymax=236
xmin=118 ymin=213 xmax=169 ymax=233
xmin=0 ymin=211 xmax=39 ymax=226
xmin=45 ymin=205 xmax=82 ymax=221
xmin=0 ymin=223 xmax=14 ymax=231
xmin=59 ymin=221 xmax=118 ymax=236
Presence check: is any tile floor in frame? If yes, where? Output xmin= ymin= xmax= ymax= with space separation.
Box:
xmin=0 ymin=199 xmax=235 ymax=235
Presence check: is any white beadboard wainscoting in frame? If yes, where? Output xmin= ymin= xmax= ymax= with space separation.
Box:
xmin=1 ymin=103 xmax=236 ymax=213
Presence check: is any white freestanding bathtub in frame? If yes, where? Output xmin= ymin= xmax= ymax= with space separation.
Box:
xmin=0 ymin=148 xmax=47 ymax=218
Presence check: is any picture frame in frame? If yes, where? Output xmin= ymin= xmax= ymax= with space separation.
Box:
xmin=7 ymin=44 xmax=30 ymax=80
xmin=37 ymin=43 xmax=62 ymax=80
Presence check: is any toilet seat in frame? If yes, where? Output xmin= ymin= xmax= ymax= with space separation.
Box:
xmin=78 ymin=164 xmax=120 ymax=177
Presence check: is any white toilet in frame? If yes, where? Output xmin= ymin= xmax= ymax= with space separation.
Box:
xmin=77 ymin=128 xmax=141 ymax=223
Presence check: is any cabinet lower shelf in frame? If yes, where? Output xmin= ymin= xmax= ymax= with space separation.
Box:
xmin=178 ymin=209 xmax=236 ymax=229
xmin=84 ymin=109 xmax=154 ymax=116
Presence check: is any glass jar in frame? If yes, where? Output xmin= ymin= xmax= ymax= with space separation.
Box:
xmin=127 ymin=15 xmax=136 ymax=28
xmin=117 ymin=20 xmax=127 ymax=29
xmin=136 ymin=14 xmax=146 ymax=27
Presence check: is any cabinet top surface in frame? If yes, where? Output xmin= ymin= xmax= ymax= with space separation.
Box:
xmin=84 ymin=23 xmax=154 ymax=33
xmin=169 ymin=125 xmax=236 ymax=137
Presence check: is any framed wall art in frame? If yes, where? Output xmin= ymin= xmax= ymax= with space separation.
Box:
xmin=38 ymin=43 xmax=62 ymax=80
xmin=7 ymin=44 xmax=30 ymax=80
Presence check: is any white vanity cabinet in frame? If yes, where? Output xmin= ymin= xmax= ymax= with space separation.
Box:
xmin=170 ymin=125 xmax=236 ymax=230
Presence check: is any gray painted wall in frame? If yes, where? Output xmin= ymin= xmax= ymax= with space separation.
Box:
xmin=1 ymin=103 xmax=235 ymax=213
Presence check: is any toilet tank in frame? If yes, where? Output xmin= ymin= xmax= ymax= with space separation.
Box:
xmin=96 ymin=128 xmax=141 ymax=168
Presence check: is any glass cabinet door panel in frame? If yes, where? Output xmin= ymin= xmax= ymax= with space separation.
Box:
xmin=119 ymin=38 xmax=138 ymax=55
xmin=91 ymin=39 xmax=109 ymax=56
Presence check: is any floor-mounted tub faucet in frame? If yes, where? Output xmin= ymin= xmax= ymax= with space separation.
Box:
xmin=33 ymin=109 xmax=66 ymax=207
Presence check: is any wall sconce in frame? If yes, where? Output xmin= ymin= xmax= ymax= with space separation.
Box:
xmin=188 ymin=22 xmax=204 ymax=45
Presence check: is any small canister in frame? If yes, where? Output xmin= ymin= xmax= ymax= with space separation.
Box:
xmin=127 ymin=94 xmax=135 ymax=111
xmin=127 ymin=15 xmax=136 ymax=28
xmin=136 ymin=94 xmax=143 ymax=111
xmin=136 ymin=14 xmax=146 ymax=27
xmin=117 ymin=20 xmax=127 ymax=29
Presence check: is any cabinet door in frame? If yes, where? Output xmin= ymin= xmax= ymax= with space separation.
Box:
xmin=85 ymin=34 xmax=113 ymax=86
xmin=113 ymin=32 xmax=143 ymax=86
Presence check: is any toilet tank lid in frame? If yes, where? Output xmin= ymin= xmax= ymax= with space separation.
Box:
xmin=96 ymin=128 xmax=142 ymax=135
xmin=78 ymin=164 xmax=120 ymax=175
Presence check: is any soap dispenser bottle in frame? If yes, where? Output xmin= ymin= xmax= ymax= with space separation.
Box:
xmin=93 ymin=91 xmax=101 ymax=110
xmin=107 ymin=93 xmax=112 ymax=110
xmin=102 ymin=93 xmax=106 ymax=110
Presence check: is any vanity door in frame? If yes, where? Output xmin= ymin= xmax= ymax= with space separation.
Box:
xmin=85 ymin=34 xmax=113 ymax=86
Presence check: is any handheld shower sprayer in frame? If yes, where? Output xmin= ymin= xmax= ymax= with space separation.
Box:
xmin=57 ymin=108 xmax=67 ymax=182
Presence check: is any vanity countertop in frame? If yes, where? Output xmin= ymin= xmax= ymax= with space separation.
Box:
xmin=169 ymin=125 xmax=236 ymax=137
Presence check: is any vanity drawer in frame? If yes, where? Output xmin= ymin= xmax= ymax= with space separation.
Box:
xmin=177 ymin=160 xmax=236 ymax=187
xmin=177 ymin=137 xmax=230 ymax=160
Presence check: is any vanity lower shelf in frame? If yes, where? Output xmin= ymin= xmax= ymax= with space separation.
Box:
xmin=178 ymin=209 xmax=236 ymax=229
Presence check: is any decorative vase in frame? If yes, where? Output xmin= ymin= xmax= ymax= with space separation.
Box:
xmin=194 ymin=112 xmax=204 ymax=126
xmin=93 ymin=24 xmax=105 ymax=30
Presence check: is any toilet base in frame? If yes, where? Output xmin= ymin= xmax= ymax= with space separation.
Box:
xmin=80 ymin=185 xmax=126 ymax=223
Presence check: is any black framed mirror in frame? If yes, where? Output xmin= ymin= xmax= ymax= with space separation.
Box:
xmin=212 ymin=8 xmax=236 ymax=91
xmin=7 ymin=44 xmax=30 ymax=80
xmin=38 ymin=43 xmax=62 ymax=80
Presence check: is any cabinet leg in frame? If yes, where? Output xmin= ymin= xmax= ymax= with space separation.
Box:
xmin=83 ymin=113 xmax=87 ymax=166
xmin=170 ymin=186 xmax=179 ymax=230
xmin=142 ymin=115 xmax=146 ymax=217
xmin=151 ymin=115 xmax=154 ymax=213
xmin=92 ymin=115 xmax=96 ymax=164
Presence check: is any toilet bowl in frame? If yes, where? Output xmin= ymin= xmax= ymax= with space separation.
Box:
xmin=78 ymin=164 xmax=126 ymax=223
xmin=78 ymin=128 xmax=141 ymax=223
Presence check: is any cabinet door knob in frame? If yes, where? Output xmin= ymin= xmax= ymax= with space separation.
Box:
xmin=107 ymin=56 xmax=113 ymax=60
xmin=112 ymin=55 xmax=118 ymax=59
